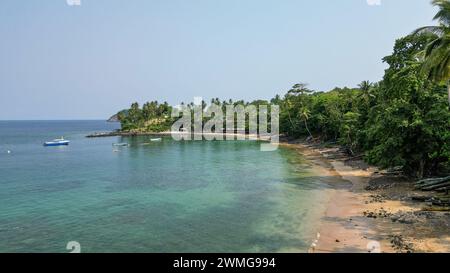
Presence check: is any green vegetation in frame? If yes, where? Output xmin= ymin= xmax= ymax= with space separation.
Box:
xmin=413 ymin=0 xmax=450 ymax=105
xmin=277 ymin=32 xmax=449 ymax=178
xmin=118 ymin=101 xmax=172 ymax=132
xmin=117 ymin=0 xmax=449 ymax=178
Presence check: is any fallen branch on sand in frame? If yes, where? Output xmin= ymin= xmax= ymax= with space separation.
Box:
xmin=414 ymin=176 xmax=450 ymax=191
xmin=421 ymin=181 xmax=450 ymax=191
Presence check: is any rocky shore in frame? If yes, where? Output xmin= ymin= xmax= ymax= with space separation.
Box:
xmin=87 ymin=131 xmax=449 ymax=252
xmin=284 ymin=140 xmax=450 ymax=253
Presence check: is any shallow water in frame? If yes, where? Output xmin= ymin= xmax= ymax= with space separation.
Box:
xmin=0 ymin=121 xmax=331 ymax=253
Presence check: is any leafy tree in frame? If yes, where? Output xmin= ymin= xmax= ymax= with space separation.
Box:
xmin=299 ymin=106 xmax=313 ymax=139
xmin=413 ymin=0 xmax=450 ymax=105
xmin=340 ymin=112 xmax=361 ymax=155
xmin=365 ymin=34 xmax=450 ymax=177
xmin=357 ymin=81 xmax=375 ymax=107
xmin=115 ymin=0 xmax=450 ymax=177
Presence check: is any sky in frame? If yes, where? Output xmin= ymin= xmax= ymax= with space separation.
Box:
xmin=0 ymin=0 xmax=438 ymax=120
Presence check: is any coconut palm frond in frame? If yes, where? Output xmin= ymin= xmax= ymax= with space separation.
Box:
xmin=413 ymin=1 xmax=450 ymax=90
xmin=423 ymin=37 xmax=444 ymax=62
xmin=437 ymin=54 xmax=450 ymax=79
xmin=432 ymin=0 xmax=450 ymax=26
xmin=412 ymin=26 xmax=445 ymax=36
xmin=422 ymin=43 xmax=450 ymax=81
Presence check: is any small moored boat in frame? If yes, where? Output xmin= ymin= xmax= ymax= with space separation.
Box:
xmin=44 ymin=137 xmax=70 ymax=146
xmin=113 ymin=143 xmax=129 ymax=147
xmin=150 ymin=138 xmax=162 ymax=142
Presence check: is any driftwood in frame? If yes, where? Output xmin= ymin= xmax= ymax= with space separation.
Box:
xmin=380 ymin=166 xmax=404 ymax=176
xmin=435 ymin=186 xmax=450 ymax=194
xmin=345 ymin=154 xmax=364 ymax=161
xmin=415 ymin=176 xmax=450 ymax=188
xmin=432 ymin=200 xmax=450 ymax=206
xmin=415 ymin=178 xmax=435 ymax=186
xmin=411 ymin=196 xmax=432 ymax=202
xmin=421 ymin=181 xmax=450 ymax=191
xmin=415 ymin=176 xmax=450 ymax=195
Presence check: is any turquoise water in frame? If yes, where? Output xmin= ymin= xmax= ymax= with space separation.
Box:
xmin=0 ymin=121 xmax=331 ymax=253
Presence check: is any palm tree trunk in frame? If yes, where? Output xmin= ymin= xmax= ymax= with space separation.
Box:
xmin=447 ymin=81 xmax=450 ymax=106
xmin=304 ymin=119 xmax=313 ymax=139
xmin=287 ymin=111 xmax=295 ymax=135
xmin=418 ymin=159 xmax=425 ymax=179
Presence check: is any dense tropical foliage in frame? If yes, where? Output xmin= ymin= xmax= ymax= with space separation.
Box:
xmin=413 ymin=0 xmax=450 ymax=104
xmin=118 ymin=1 xmax=450 ymax=178
xmin=118 ymin=101 xmax=172 ymax=132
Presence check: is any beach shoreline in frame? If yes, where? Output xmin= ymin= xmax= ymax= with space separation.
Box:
xmin=86 ymin=131 xmax=275 ymax=141
xmin=87 ymin=130 xmax=449 ymax=252
xmin=284 ymin=141 xmax=450 ymax=253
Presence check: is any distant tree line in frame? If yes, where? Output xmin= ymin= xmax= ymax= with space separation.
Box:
xmin=118 ymin=0 xmax=450 ymax=177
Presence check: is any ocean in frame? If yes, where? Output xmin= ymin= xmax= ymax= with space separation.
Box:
xmin=0 ymin=120 xmax=331 ymax=253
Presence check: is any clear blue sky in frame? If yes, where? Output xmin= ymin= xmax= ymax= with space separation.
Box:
xmin=0 ymin=0 xmax=437 ymax=120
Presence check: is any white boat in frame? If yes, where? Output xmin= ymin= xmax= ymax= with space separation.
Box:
xmin=150 ymin=138 xmax=162 ymax=142
xmin=113 ymin=143 xmax=129 ymax=147
xmin=44 ymin=137 xmax=70 ymax=146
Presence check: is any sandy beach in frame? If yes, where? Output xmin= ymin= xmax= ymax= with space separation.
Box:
xmin=284 ymin=141 xmax=450 ymax=253
xmin=89 ymin=130 xmax=450 ymax=253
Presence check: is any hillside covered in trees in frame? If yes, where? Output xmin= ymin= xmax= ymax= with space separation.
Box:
xmin=116 ymin=1 xmax=450 ymax=178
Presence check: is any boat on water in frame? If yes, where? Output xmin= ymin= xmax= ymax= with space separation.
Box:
xmin=112 ymin=143 xmax=129 ymax=147
xmin=44 ymin=137 xmax=70 ymax=147
xmin=150 ymin=138 xmax=162 ymax=142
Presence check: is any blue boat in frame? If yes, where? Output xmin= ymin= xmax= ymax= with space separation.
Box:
xmin=44 ymin=137 xmax=70 ymax=146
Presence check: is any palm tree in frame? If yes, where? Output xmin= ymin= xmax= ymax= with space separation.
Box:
xmin=288 ymin=83 xmax=313 ymax=96
xmin=358 ymin=80 xmax=373 ymax=95
xmin=413 ymin=0 xmax=450 ymax=105
xmin=287 ymin=83 xmax=314 ymax=137
xmin=299 ymin=107 xmax=313 ymax=139
xmin=285 ymin=99 xmax=296 ymax=134
xmin=357 ymin=80 xmax=375 ymax=106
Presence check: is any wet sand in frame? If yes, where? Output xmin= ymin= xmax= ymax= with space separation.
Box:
xmin=87 ymin=130 xmax=449 ymax=252
xmin=283 ymin=142 xmax=450 ymax=253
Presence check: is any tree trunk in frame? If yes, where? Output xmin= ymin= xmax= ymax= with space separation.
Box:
xmin=422 ymin=181 xmax=450 ymax=191
xmin=416 ymin=176 xmax=450 ymax=187
xmin=347 ymin=133 xmax=355 ymax=156
xmin=287 ymin=111 xmax=295 ymax=135
xmin=304 ymin=120 xmax=313 ymax=139
xmin=447 ymin=82 xmax=450 ymax=106
xmin=418 ymin=159 xmax=425 ymax=179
